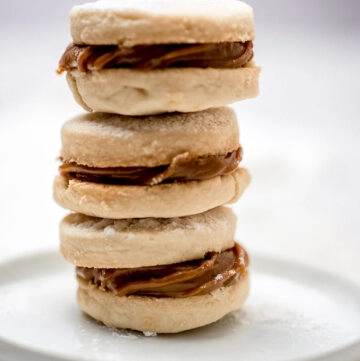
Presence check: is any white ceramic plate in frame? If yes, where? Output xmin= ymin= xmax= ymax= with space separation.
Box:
xmin=0 ymin=251 xmax=360 ymax=361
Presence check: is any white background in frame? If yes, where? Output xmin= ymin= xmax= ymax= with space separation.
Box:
xmin=0 ymin=1 xmax=359 ymax=286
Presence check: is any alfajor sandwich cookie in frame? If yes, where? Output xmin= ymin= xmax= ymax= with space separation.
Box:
xmin=76 ymin=243 xmax=249 ymax=333
xmin=57 ymin=0 xmax=260 ymax=115
xmin=61 ymin=207 xmax=249 ymax=333
xmin=53 ymin=107 xmax=251 ymax=219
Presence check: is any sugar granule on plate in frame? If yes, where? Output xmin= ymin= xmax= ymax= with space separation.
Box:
xmin=143 ymin=331 xmax=157 ymax=337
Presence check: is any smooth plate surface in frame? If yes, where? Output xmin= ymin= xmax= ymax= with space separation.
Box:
xmin=0 ymin=252 xmax=360 ymax=361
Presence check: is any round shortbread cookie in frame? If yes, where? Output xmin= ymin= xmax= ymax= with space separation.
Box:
xmin=60 ymin=206 xmax=236 ymax=268
xmin=70 ymin=0 xmax=255 ymax=46
xmin=53 ymin=167 xmax=250 ymax=219
xmin=67 ymin=65 xmax=260 ymax=115
xmin=77 ymin=274 xmax=250 ymax=333
xmin=60 ymin=107 xmax=239 ymax=168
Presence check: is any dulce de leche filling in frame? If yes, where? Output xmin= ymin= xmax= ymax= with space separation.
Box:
xmin=59 ymin=148 xmax=242 ymax=186
xmin=57 ymin=41 xmax=253 ymax=73
xmin=76 ymin=243 xmax=248 ymax=298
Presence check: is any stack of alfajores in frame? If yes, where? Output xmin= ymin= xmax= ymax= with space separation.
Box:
xmin=54 ymin=0 xmax=260 ymax=334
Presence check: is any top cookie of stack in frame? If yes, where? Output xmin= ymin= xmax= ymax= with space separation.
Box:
xmin=58 ymin=0 xmax=260 ymax=115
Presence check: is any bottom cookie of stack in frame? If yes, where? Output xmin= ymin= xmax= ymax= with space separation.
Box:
xmin=60 ymin=207 xmax=249 ymax=333
xmin=77 ymin=267 xmax=249 ymax=334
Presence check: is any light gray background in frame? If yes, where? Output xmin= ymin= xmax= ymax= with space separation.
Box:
xmin=0 ymin=1 xmax=359 ymax=285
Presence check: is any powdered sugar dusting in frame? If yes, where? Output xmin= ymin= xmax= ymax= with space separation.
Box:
xmin=103 ymin=226 xmax=115 ymax=236
xmin=215 ymin=274 xmax=224 ymax=282
xmin=74 ymin=0 xmax=252 ymax=18
xmin=143 ymin=331 xmax=157 ymax=337
xmin=66 ymin=207 xmax=234 ymax=234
